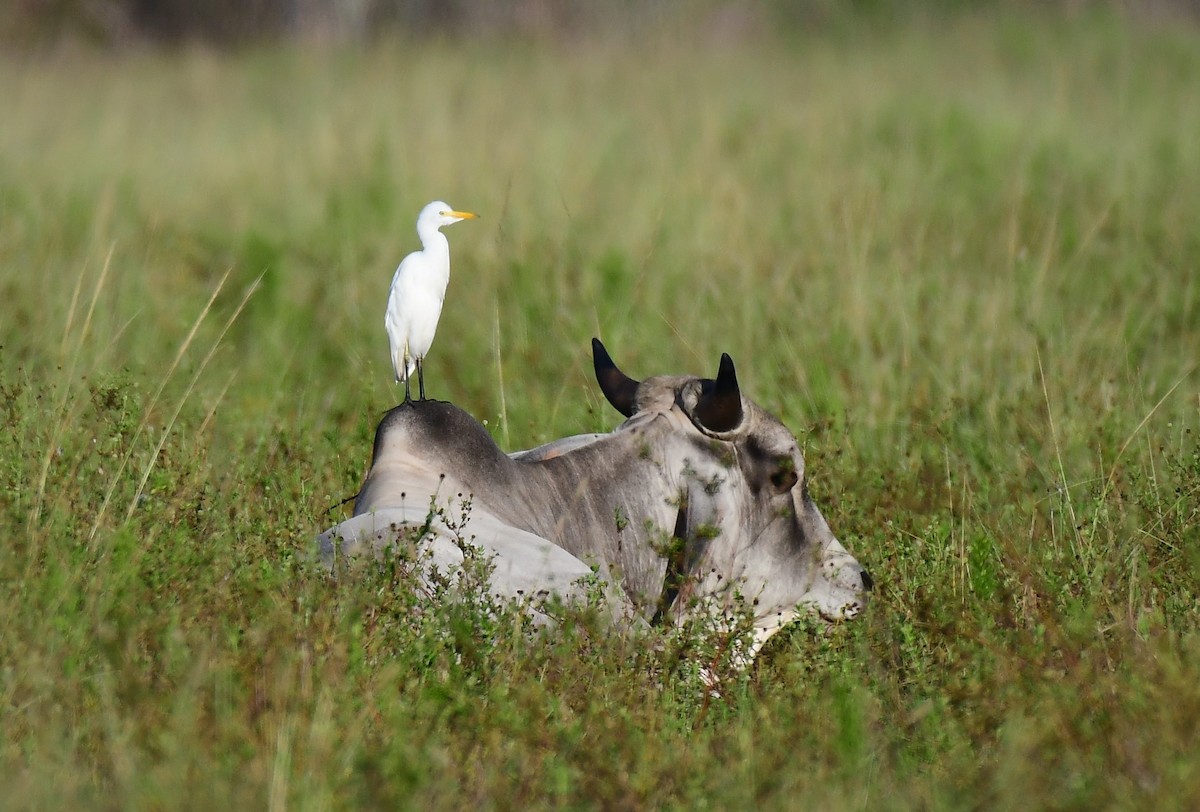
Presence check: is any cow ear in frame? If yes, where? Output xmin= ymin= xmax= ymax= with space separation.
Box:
xmin=592 ymin=338 xmax=639 ymax=418
xmin=693 ymin=353 xmax=744 ymax=433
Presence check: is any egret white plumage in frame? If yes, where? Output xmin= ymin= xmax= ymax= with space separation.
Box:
xmin=385 ymin=200 xmax=477 ymax=402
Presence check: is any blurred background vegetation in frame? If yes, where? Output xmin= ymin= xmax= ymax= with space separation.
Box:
xmin=4 ymin=0 xmax=1199 ymax=48
xmin=4 ymin=0 xmax=1200 ymax=806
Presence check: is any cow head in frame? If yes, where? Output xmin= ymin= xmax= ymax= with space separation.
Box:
xmin=592 ymin=338 xmax=872 ymax=651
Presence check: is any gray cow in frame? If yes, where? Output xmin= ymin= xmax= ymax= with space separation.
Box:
xmin=320 ymin=339 xmax=871 ymax=655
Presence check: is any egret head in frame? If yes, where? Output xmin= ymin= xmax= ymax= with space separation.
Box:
xmin=419 ymin=200 xmax=477 ymax=230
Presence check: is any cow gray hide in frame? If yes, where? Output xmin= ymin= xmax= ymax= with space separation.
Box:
xmin=320 ymin=339 xmax=871 ymax=654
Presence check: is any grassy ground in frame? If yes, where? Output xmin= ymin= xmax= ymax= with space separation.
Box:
xmin=3 ymin=7 xmax=1200 ymax=808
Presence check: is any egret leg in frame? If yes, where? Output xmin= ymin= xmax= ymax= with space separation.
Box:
xmin=417 ymin=358 xmax=426 ymax=401
xmin=402 ymin=366 xmax=413 ymax=404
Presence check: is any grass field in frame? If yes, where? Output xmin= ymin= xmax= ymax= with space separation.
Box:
xmin=3 ymin=6 xmax=1200 ymax=808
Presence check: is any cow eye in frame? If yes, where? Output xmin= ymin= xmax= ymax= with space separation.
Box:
xmin=769 ymin=466 xmax=799 ymax=494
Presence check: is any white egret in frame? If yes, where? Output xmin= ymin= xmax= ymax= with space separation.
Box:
xmin=385 ymin=200 xmax=477 ymax=402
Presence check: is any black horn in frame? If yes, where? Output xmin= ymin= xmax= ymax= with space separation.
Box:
xmin=693 ymin=353 xmax=743 ymax=433
xmin=592 ymin=338 xmax=639 ymax=418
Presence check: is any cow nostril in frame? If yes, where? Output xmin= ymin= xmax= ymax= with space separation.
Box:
xmin=860 ymin=569 xmax=874 ymax=591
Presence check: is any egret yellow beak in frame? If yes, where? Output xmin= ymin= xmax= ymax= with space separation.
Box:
xmin=443 ymin=210 xmax=478 ymax=220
